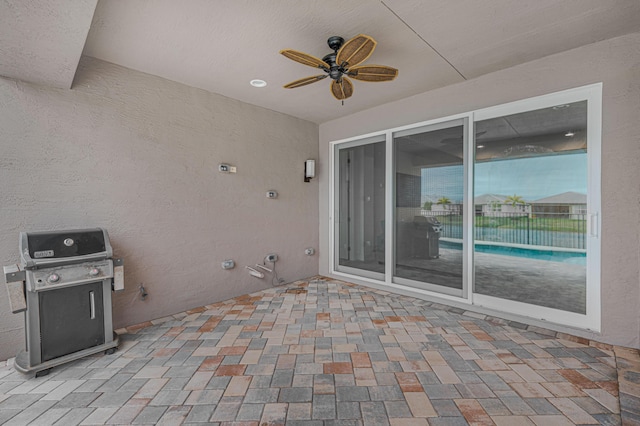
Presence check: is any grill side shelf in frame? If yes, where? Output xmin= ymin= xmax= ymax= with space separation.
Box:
xmin=3 ymin=265 xmax=27 ymax=313
xmin=113 ymin=258 xmax=124 ymax=292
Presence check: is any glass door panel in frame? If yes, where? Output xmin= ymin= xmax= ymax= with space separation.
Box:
xmin=393 ymin=119 xmax=466 ymax=296
xmin=335 ymin=138 xmax=386 ymax=279
xmin=474 ymin=101 xmax=588 ymax=314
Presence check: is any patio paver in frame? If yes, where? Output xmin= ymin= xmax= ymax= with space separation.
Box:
xmin=0 ymin=277 xmax=638 ymax=425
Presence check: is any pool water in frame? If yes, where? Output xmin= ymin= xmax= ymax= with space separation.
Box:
xmin=440 ymin=240 xmax=586 ymax=265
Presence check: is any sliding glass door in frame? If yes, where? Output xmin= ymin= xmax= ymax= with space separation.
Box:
xmin=472 ymin=89 xmax=601 ymax=330
xmin=334 ymin=136 xmax=386 ymax=280
xmin=393 ymin=119 xmax=467 ymax=297
xmin=473 ymin=101 xmax=588 ymax=313
xmin=331 ymin=84 xmax=601 ymax=331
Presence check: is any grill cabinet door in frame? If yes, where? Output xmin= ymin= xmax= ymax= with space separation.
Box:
xmin=39 ymin=282 xmax=105 ymax=362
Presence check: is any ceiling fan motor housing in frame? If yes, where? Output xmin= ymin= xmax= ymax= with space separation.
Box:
xmin=322 ymin=53 xmax=344 ymax=80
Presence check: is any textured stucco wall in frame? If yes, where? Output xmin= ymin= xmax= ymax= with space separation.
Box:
xmin=0 ymin=0 xmax=98 ymax=89
xmin=319 ymin=33 xmax=640 ymax=348
xmin=0 ymin=56 xmax=319 ymax=361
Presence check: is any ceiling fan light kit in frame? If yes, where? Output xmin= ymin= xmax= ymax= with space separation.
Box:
xmin=280 ymin=34 xmax=398 ymax=101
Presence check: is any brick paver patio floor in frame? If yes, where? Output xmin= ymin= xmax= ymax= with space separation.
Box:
xmin=0 ymin=277 xmax=638 ymax=425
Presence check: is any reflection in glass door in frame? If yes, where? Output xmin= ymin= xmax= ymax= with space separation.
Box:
xmin=335 ymin=137 xmax=386 ymax=279
xmin=393 ymin=119 xmax=466 ymax=296
xmin=474 ymin=101 xmax=588 ymax=314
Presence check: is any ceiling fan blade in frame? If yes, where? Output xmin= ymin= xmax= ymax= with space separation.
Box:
xmin=330 ymin=77 xmax=354 ymax=100
xmin=280 ymin=49 xmax=328 ymax=70
xmin=336 ymin=34 xmax=376 ymax=67
xmin=348 ymin=65 xmax=398 ymax=82
xmin=283 ymin=74 xmax=328 ymax=89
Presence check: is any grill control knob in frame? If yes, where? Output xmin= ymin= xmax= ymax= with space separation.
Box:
xmin=89 ymin=268 xmax=100 ymax=277
xmin=48 ymin=273 xmax=60 ymax=283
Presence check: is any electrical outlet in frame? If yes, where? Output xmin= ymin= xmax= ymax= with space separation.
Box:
xmin=265 ymin=253 xmax=278 ymax=263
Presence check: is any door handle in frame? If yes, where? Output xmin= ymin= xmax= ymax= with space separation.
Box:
xmin=89 ymin=291 xmax=95 ymax=319
xmin=587 ymin=213 xmax=598 ymax=237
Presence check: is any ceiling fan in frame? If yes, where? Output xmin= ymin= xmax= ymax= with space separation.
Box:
xmin=280 ymin=34 xmax=398 ymax=101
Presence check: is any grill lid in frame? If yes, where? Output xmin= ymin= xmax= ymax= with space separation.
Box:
xmin=19 ymin=228 xmax=113 ymax=269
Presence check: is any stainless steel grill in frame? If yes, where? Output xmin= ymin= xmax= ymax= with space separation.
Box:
xmin=4 ymin=228 xmax=124 ymax=376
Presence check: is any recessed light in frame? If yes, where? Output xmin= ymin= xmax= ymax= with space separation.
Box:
xmin=564 ymin=132 xmax=575 ymax=137
xmin=250 ymin=79 xmax=267 ymax=88
xmin=477 ymin=144 xmax=485 ymax=149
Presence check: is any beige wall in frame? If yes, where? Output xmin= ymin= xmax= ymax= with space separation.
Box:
xmin=319 ymin=33 xmax=640 ymax=348
xmin=0 ymin=57 xmax=319 ymax=361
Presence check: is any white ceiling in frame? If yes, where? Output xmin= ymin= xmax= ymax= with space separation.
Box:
xmin=2 ymin=1 xmax=640 ymax=124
